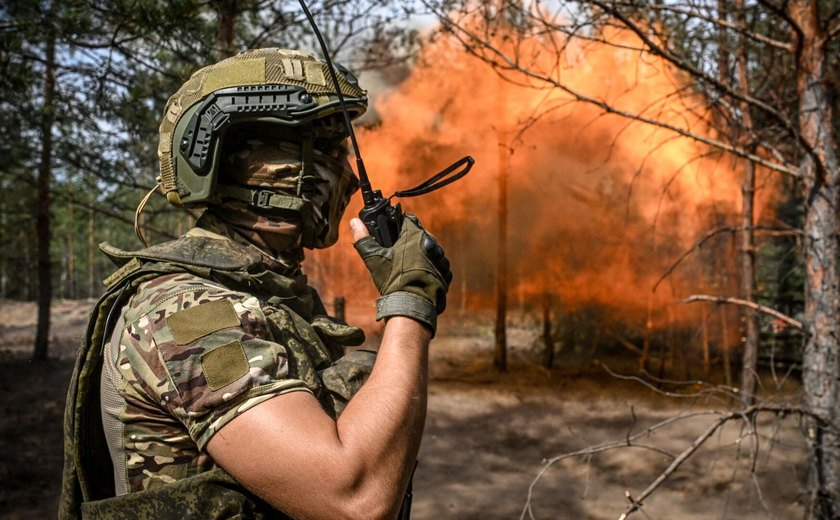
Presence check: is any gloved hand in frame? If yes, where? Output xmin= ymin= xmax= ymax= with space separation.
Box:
xmin=353 ymin=214 xmax=452 ymax=334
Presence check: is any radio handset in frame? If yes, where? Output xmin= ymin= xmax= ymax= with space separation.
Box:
xmin=299 ymin=0 xmax=474 ymax=247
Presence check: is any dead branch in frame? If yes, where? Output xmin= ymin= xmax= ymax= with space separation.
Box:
xmin=601 ymin=363 xmax=739 ymax=404
xmin=828 ymin=20 xmax=840 ymax=43
xmin=605 ymin=330 xmax=642 ymax=355
xmin=609 ymin=1 xmax=793 ymax=51
xmin=619 ymin=403 xmax=816 ymax=519
xmin=682 ymin=295 xmax=803 ymax=330
xmin=755 ymin=0 xmax=804 ymax=46
xmin=585 ymin=1 xmax=826 ymax=175
xmin=428 ymin=9 xmax=801 ymax=177
xmin=618 ymin=413 xmax=728 ymax=519
xmin=653 ymin=225 xmax=802 ymax=292
xmin=520 ymin=402 xmax=819 ymax=520
xmin=470 ymin=0 xmax=825 ymax=177
xmin=520 ymin=411 xmax=717 ymax=519
xmin=519 ymin=360 xmax=826 ymax=518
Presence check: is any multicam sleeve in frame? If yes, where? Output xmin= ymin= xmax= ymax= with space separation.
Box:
xmin=126 ymin=274 xmax=312 ymax=450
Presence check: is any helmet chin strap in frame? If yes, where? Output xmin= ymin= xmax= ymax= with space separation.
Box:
xmin=215 ymin=183 xmax=312 ymax=213
xmin=217 ymin=132 xmax=326 ymax=249
xmin=296 ymin=132 xmax=321 ymax=248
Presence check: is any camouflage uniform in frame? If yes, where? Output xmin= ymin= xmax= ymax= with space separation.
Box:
xmin=61 ymin=47 xmax=428 ymax=520
xmin=61 ymin=217 xmax=374 ymax=519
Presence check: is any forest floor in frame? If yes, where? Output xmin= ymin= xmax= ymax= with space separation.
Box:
xmin=0 ymin=298 xmax=808 ymax=519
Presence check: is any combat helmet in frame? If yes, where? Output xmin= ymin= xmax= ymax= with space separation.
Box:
xmin=157 ymin=48 xmax=367 ymax=247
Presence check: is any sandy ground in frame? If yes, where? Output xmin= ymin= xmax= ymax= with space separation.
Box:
xmin=0 ymin=299 xmax=808 ymax=519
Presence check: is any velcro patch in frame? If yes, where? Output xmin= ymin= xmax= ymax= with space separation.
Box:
xmin=202 ymin=58 xmax=266 ymax=95
xmin=304 ymin=61 xmax=326 ymax=86
xmin=201 ymin=341 xmax=249 ymax=391
xmin=167 ymin=299 xmax=240 ymax=345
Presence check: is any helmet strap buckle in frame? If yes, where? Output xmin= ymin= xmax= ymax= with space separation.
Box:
xmin=254 ymin=190 xmax=274 ymax=209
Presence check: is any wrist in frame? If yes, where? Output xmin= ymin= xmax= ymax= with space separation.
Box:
xmin=376 ymin=292 xmax=437 ymax=336
xmin=382 ymin=315 xmax=433 ymax=343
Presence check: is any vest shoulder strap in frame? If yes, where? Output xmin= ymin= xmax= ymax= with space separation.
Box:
xmin=99 ymin=234 xmax=263 ymax=275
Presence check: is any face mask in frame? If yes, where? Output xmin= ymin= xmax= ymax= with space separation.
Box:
xmin=221 ymin=138 xmax=358 ymax=249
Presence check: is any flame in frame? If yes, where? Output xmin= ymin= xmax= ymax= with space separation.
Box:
xmin=308 ymin=21 xmax=776 ymax=349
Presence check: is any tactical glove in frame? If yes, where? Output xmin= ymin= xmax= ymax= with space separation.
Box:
xmin=354 ymin=214 xmax=452 ymax=334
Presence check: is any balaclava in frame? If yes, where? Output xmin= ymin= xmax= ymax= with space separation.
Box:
xmin=210 ymin=136 xmax=358 ymax=272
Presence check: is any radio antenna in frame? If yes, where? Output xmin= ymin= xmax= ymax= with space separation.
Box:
xmin=298 ymin=0 xmax=473 ymax=247
xmin=297 ymin=0 xmax=374 ymax=204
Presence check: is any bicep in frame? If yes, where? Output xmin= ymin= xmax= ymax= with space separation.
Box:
xmin=207 ymin=390 xmax=354 ymax=519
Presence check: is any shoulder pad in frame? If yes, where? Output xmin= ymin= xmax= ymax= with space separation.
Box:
xmin=99 ymin=236 xmax=262 ymax=271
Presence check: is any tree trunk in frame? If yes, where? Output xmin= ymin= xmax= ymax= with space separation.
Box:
xmin=65 ymin=178 xmax=75 ymax=299
xmin=0 ymin=194 xmax=5 ymax=298
xmin=24 ymin=231 xmax=32 ymax=300
xmin=738 ymin=154 xmax=758 ymax=402
xmin=702 ymin=308 xmax=710 ymax=377
xmin=542 ymin=293 xmax=554 ymax=369
xmin=216 ymin=0 xmax=238 ymax=59
xmin=331 ymin=296 xmax=344 ymax=322
xmin=458 ymin=225 xmax=467 ymax=312
xmin=33 ymin=28 xmax=56 ymax=361
xmin=494 ymin=128 xmax=508 ymax=372
xmin=640 ymin=299 xmax=652 ymax=372
xmin=721 ymin=305 xmax=732 ymax=386
xmin=735 ymin=0 xmax=759 ymax=405
xmin=715 ymin=0 xmax=734 ymax=389
xmin=716 ymin=0 xmax=731 ymax=86
xmin=789 ymin=1 xmax=840 ymax=516
xmin=87 ymin=202 xmax=95 ymax=298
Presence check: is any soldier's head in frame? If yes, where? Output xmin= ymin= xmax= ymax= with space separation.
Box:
xmin=157 ymin=48 xmax=366 ymax=254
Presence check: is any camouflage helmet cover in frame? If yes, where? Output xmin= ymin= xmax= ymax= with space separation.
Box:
xmin=158 ymin=48 xmax=367 ymax=207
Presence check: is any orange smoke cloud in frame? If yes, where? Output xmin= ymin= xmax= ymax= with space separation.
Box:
xmin=308 ymin=22 xmax=775 ymax=343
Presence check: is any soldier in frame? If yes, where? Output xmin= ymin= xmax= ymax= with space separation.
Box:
xmin=60 ymin=48 xmax=451 ymax=519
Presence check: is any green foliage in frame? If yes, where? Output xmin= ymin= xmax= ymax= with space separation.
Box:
xmin=0 ymin=0 xmax=419 ymax=302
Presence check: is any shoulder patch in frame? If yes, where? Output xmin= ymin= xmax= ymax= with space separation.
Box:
xmin=167 ymin=299 xmax=240 ymax=345
xmin=200 ymin=340 xmax=249 ymax=391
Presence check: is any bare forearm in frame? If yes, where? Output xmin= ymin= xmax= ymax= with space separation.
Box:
xmin=209 ymin=214 xmax=441 ymax=519
xmin=335 ymin=316 xmax=430 ymax=517
xmin=208 ymin=319 xmax=430 ymax=520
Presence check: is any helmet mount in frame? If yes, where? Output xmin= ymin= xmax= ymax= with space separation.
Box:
xmin=177 ymin=84 xmax=362 ymax=177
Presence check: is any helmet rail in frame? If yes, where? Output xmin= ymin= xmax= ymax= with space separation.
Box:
xmin=179 ymin=84 xmax=364 ymax=176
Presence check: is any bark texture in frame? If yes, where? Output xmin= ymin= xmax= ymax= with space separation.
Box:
xmin=790 ymin=1 xmax=840 ymax=516
xmin=735 ymin=0 xmax=759 ymax=405
xmin=33 ymin=28 xmax=56 ymax=361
